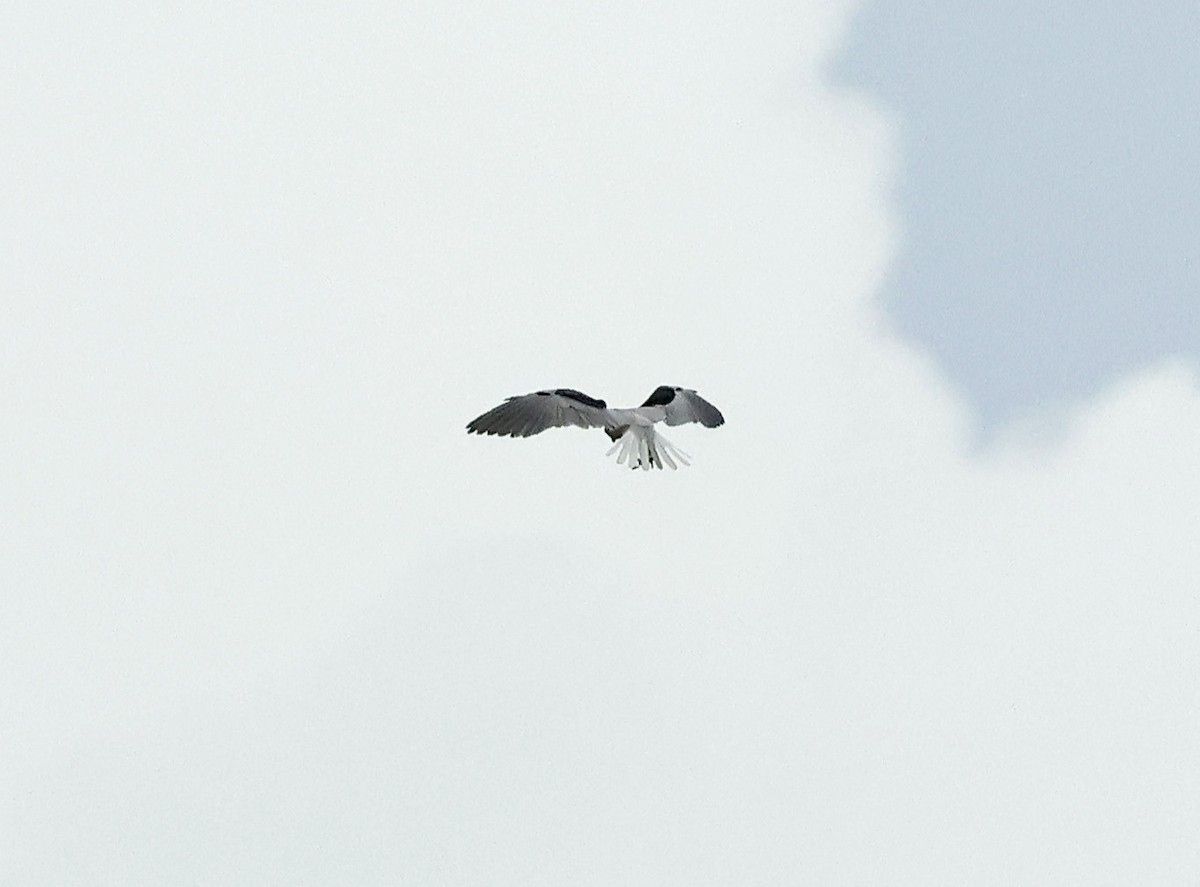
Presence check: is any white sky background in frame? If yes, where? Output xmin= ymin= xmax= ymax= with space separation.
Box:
xmin=3 ymin=1 xmax=1198 ymax=884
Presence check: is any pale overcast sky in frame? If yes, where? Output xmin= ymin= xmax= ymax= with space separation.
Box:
xmin=3 ymin=1 xmax=1198 ymax=884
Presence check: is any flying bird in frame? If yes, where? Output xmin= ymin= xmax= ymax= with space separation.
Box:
xmin=466 ymin=386 xmax=725 ymax=470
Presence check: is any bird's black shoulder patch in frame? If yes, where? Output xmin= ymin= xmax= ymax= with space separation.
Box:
xmin=552 ymin=388 xmax=606 ymax=409
xmin=641 ymin=385 xmax=677 ymax=407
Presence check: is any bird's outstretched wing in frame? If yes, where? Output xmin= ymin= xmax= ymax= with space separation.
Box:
xmin=641 ymin=386 xmax=725 ymax=427
xmin=466 ymin=389 xmax=612 ymax=437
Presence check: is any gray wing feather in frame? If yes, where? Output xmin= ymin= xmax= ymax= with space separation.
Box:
xmin=466 ymin=391 xmax=611 ymax=437
xmin=663 ymin=389 xmax=725 ymax=428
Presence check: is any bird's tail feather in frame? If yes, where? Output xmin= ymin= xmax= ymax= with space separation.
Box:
xmin=604 ymin=426 xmax=691 ymax=471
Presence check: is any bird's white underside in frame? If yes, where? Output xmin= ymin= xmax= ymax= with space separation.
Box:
xmin=605 ymin=424 xmax=692 ymax=471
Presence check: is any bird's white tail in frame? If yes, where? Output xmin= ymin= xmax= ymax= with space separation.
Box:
xmin=605 ymin=425 xmax=691 ymax=470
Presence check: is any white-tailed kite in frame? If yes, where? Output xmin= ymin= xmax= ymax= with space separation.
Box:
xmin=466 ymin=386 xmax=725 ymax=470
